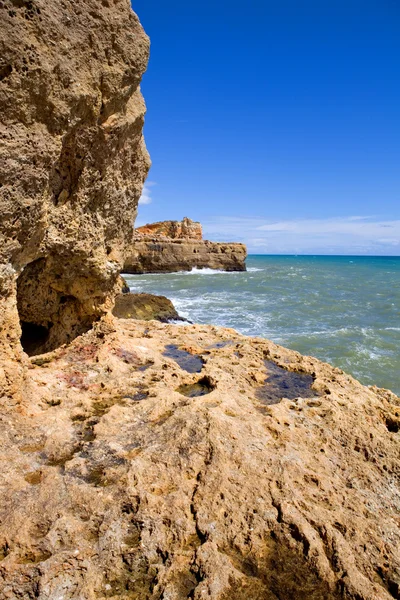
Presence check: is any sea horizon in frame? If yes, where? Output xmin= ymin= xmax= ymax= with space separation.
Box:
xmin=248 ymin=253 xmax=400 ymax=257
xmin=124 ymin=254 xmax=400 ymax=395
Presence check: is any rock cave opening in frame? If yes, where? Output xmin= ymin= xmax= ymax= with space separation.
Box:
xmin=20 ymin=321 xmax=52 ymax=357
xmin=16 ymin=258 xmax=97 ymax=356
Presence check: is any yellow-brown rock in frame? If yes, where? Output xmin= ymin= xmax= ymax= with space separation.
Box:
xmin=0 ymin=0 xmax=150 ymax=374
xmin=136 ymin=217 xmax=203 ymax=240
xmin=125 ymin=218 xmax=247 ymax=273
xmin=0 ymin=317 xmax=398 ymax=599
xmin=112 ymin=292 xmax=182 ymax=322
xmin=1 ymin=3 xmax=399 ymax=599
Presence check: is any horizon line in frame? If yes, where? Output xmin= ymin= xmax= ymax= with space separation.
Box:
xmin=246 ymin=253 xmax=400 ymax=257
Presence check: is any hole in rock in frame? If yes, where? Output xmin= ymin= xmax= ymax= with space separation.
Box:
xmin=385 ymin=417 xmax=399 ymax=433
xmin=177 ymin=376 xmax=215 ymax=398
xmin=163 ymin=344 xmax=203 ymax=373
xmin=20 ymin=322 xmax=51 ymax=357
xmin=256 ymin=360 xmax=318 ymax=405
xmin=17 ymin=258 xmax=99 ymax=356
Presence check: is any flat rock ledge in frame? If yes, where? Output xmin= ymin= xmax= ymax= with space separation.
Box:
xmin=112 ymin=292 xmax=182 ymax=322
xmin=0 ymin=318 xmax=399 ymax=600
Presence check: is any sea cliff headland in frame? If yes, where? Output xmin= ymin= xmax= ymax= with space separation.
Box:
xmin=124 ymin=217 xmax=247 ymax=273
xmin=0 ymin=2 xmax=399 ymax=599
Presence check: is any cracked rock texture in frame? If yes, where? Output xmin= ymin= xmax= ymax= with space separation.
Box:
xmin=136 ymin=217 xmax=203 ymax=240
xmin=124 ymin=218 xmax=247 ymax=273
xmin=0 ymin=0 xmax=150 ymax=379
xmin=0 ymin=318 xmax=399 ymax=599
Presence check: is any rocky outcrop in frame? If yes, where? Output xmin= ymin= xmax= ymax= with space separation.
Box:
xmin=1 ymin=3 xmax=400 ymax=599
xmin=124 ymin=239 xmax=247 ymax=273
xmin=0 ymin=0 xmax=150 ymax=373
xmin=0 ymin=317 xmax=398 ymax=599
xmin=112 ymin=292 xmax=182 ymax=322
xmin=124 ymin=218 xmax=247 ymax=273
xmin=136 ymin=217 xmax=203 ymax=240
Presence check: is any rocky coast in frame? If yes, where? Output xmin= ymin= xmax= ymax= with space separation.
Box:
xmin=0 ymin=1 xmax=399 ymax=599
xmin=124 ymin=218 xmax=247 ymax=273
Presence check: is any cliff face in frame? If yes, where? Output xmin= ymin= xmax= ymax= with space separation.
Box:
xmin=136 ymin=216 xmax=203 ymax=240
xmin=125 ymin=218 xmax=247 ymax=273
xmin=1 ymin=4 xmax=400 ymax=599
xmin=0 ymin=0 xmax=150 ymax=377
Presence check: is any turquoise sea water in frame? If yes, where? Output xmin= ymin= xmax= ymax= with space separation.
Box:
xmin=123 ymin=256 xmax=400 ymax=395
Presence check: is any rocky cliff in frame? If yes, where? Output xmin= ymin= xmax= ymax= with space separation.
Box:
xmin=136 ymin=216 xmax=203 ymax=240
xmin=1 ymin=3 xmax=400 ymax=600
xmin=124 ymin=218 xmax=247 ymax=273
xmin=0 ymin=0 xmax=150 ymax=378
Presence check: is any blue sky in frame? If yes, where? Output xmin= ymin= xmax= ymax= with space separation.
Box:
xmin=132 ymin=0 xmax=400 ymax=254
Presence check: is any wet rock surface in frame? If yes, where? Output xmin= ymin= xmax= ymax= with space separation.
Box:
xmin=163 ymin=344 xmax=204 ymax=373
xmin=256 ymin=360 xmax=318 ymax=405
xmin=0 ymin=318 xmax=399 ymax=599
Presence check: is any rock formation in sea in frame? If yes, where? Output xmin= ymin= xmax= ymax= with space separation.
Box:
xmin=136 ymin=216 xmax=203 ymax=240
xmin=124 ymin=218 xmax=247 ymax=273
xmin=1 ymin=2 xmax=400 ymax=599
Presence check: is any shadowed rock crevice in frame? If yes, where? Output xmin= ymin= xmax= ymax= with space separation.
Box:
xmin=16 ymin=258 xmax=98 ymax=355
xmin=221 ymin=533 xmax=341 ymax=600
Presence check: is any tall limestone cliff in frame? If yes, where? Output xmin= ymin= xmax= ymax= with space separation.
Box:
xmin=0 ymin=0 xmax=150 ymax=391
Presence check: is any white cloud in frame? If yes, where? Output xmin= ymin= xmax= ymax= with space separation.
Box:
xmin=201 ymin=216 xmax=400 ymax=255
xmin=138 ymin=181 xmax=156 ymax=205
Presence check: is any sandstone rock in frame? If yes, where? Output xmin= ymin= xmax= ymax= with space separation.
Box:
xmin=0 ymin=317 xmax=398 ymax=599
xmin=112 ymin=292 xmax=182 ymax=322
xmin=136 ymin=217 xmax=203 ymax=240
xmin=124 ymin=239 xmax=247 ymax=273
xmin=0 ymin=0 xmax=150 ymax=369
xmin=1 ymin=3 xmax=399 ymax=599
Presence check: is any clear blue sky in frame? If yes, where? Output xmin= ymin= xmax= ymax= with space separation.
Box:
xmin=132 ymin=0 xmax=400 ymax=254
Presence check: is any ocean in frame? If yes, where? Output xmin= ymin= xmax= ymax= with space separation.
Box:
xmin=123 ymin=255 xmax=400 ymax=395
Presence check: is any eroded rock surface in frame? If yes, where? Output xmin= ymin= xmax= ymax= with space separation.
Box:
xmin=136 ymin=217 xmax=203 ymax=240
xmin=124 ymin=217 xmax=247 ymax=273
xmin=112 ymin=292 xmax=182 ymax=323
xmin=0 ymin=317 xmax=399 ymax=599
xmin=0 ymin=0 xmax=150 ymax=376
xmin=125 ymin=218 xmax=247 ymax=273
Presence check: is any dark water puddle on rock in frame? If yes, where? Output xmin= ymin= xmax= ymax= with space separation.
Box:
xmin=123 ymin=389 xmax=149 ymax=402
xmin=177 ymin=376 xmax=214 ymax=398
xmin=207 ymin=340 xmax=234 ymax=349
xmin=163 ymin=344 xmax=203 ymax=373
xmin=256 ymin=360 xmax=317 ymax=405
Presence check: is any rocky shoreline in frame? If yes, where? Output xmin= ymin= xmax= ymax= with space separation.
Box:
xmin=124 ymin=218 xmax=247 ymax=273
xmin=1 ymin=318 xmax=399 ymax=599
xmin=0 ymin=1 xmax=399 ymax=598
